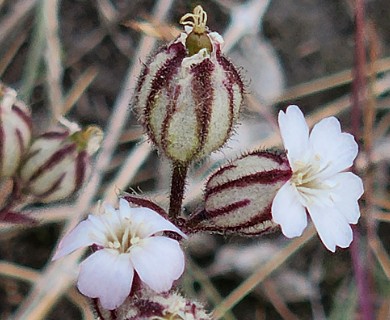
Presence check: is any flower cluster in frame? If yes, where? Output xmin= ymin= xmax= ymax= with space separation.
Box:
xmin=52 ymin=5 xmax=364 ymax=317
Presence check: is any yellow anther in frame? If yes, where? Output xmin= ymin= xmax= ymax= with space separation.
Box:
xmin=130 ymin=236 xmax=140 ymax=246
xmin=108 ymin=240 xmax=121 ymax=249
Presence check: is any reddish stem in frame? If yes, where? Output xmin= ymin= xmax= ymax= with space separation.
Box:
xmin=168 ymin=162 xmax=188 ymax=220
xmin=350 ymin=0 xmax=374 ymax=319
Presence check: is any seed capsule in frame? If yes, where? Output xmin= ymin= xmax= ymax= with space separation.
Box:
xmin=19 ymin=125 xmax=103 ymax=203
xmin=134 ymin=6 xmax=244 ymax=164
xmin=187 ymin=150 xmax=292 ymax=235
xmin=0 ymin=83 xmax=32 ymax=177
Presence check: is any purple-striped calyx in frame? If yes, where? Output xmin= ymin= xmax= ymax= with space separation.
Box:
xmin=187 ymin=150 xmax=292 ymax=235
xmin=0 ymin=83 xmax=32 ymax=177
xmin=96 ymin=287 xmax=211 ymax=319
xmin=19 ymin=124 xmax=103 ymax=203
xmin=135 ymin=5 xmax=244 ymax=164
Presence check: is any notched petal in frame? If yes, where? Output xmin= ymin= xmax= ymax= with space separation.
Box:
xmin=131 ymin=207 xmax=187 ymax=239
xmin=78 ymin=250 xmax=134 ymax=310
xmin=308 ymin=204 xmax=353 ymax=252
xmin=130 ymin=236 xmax=185 ymax=293
xmin=278 ymin=105 xmax=309 ymax=162
xmin=272 ymin=182 xmax=307 ymax=238
xmin=52 ymin=220 xmax=95 ymax=260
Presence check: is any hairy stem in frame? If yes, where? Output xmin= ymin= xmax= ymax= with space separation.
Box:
xmin=168 ymin=162 xmax=188 ymax=219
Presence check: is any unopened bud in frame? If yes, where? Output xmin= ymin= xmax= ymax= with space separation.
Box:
xmin=135 ymin=5 xmax=244 ymax=164
xmin=19 ymin=125 xmax=103 ymax=203
xmin=0 ymin=83 xmax=32 ymax=177
xmin=188 ymin=150 xmax=292 ymax=235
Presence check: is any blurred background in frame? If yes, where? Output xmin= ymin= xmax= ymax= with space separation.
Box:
xmin=0 ymin=0 xmax=389 ymax=319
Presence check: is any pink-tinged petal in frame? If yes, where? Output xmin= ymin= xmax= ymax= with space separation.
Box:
xmin=308 ymin=204 xmax=353 ymax=252
xmin=278 ymin=105 xmax=309 ymax=163
xmin=330 ymin=172 xmax=363 ymax=224
xmin=309 ymin=117 xmax=358 ymax=177
xmin=272 ymin=182 xmax=308 ymax=238
xmin=130 ymin=236 xmax=185 ymax=292
xmin=52 ymin=220 xmax=96 ymax=260
xmin=131 ymin=208 xmax=187 ymax=239
xmin=77 ymin=249 xmax=133 ymax=310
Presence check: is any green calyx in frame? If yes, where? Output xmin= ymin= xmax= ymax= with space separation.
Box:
xmin=185 ymin=31 xmax=212 ymax=56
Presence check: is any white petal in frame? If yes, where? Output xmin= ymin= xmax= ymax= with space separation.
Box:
xmin=331 ymin=172 xmax=364 ymax=201
xmin=131 ymin=207 xmax=187 ymax=239
xmin=272 ymin=182 xmax=308 ymax=238
xmin=308 ymin=204 xmax=353 ymax=252
xmin=100 ymin=205 xmax=122 ymax=230
xmin=104 ymin=203 xmax=117 ymax=216
xmin=52 ymin=220 xmax=96 ymax=260
xmin=330 ymin=172 xmax=363 ymax=223
xmin=130 ymin=236 xmax=185 ymax=292
xmin=78 ymin=249 xmax=134 ymax=310
xmin=309 ymin=117 xmax=358 ymax=177
xmin=335 ymin=201 xmax=361 ymax=225
xmin=278 ymin=105 xmax=309 ymax=163
xmin=118 ymin=198 xmax=132 ymax=219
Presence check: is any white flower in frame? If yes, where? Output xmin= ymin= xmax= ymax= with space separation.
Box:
xmin=53 ymin=199 xmax=187 ymax=310
xmin=271 ymin=105 xmax=364 ymax=252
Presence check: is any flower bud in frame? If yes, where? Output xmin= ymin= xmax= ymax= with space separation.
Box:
xmin=96 ymin=287 xmax=211 ymax=320
xmin=0 ymin=83 xmax=32 ymax=177
xmin=134 ymin=5 xmax=244 ymax=164
xmin=187 ymin=150 xmax=292 ymax=235
xmin=19 ymin=125 xmax=103 ymax=203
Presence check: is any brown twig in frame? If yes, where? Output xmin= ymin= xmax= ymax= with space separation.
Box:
xmin=350 ymin=0 xmax=375 ymax=319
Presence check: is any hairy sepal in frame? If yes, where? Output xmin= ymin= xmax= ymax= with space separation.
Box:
xmin=188 ymin=150 xmax=292 ymax=235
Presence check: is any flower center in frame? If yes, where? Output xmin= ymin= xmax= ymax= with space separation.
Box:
xmin=106 ymin=218 xmax=140 ymax=254
xmin=291 ymin=155 xmax=332 ymax=205
xmin=292 ymin=160 xmax=319 ymax=188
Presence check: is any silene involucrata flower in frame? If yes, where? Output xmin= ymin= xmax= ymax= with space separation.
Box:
xmin=271 ymin=105 xmax=364 ymax=252
xmin=53 ymin=199 xmax=187 ymax=310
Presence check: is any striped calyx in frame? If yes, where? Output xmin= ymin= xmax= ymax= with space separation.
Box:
xmin=134 ymin=6 xmax=244 ymax=164
xmin=19 ymin=125 xmax=103 ymax=203
xmin=0 ymin=83 xmax=32 ymax=177
xmin=188 ymin=150 xmax=292 ymax=235
xmin=97 ymin=287 xmax=211 ymax=320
